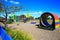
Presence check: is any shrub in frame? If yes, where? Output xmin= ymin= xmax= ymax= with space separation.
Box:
xmin=5 ymin=28 xmax=32 ymax=40
xmin=7 ymin=21 xmax=13 ymax=24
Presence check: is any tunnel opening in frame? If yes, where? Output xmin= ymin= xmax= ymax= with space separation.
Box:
xmin=39 ymin=12 xmax=55 ymax=30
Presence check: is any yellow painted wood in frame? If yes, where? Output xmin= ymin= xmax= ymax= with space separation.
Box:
xmin=55 ymin=20 xmax=59 ymax=22
xmin=55 ymin=25 xmax=60 ymax=29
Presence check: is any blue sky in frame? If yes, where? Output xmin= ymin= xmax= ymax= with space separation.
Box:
xmin=0 ymin=0 xmax=60 ymax=18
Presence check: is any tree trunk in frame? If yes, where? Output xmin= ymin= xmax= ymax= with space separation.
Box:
xmin=5 ymin=12 xmax=7 ymax=28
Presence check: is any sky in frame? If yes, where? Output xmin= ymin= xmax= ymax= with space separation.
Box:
xmin=0 ymin=0 xmax=60 ymax=18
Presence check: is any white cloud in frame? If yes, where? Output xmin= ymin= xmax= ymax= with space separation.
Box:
xmin=31 ymin=11 xmax=42 ymax=15
xmin=9 ymin=0 xmax=14 ymax=3
xmin=5 ymin=0 xmax=8 ymax=1
xmin=9 ymin=0 xmax=20 ymax=4
xmin=14 ymin=2 xmax=20 ymax=4
xmin=39 ymin=11 xmax=42 ymax=14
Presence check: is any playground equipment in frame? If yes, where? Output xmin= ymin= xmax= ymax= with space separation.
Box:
xmin=9 ymin=14 xmax=16 ymax=22
xmin=26 ymin=12 xmax=31 ymax=22
xmin=24 ymin=18 xmax=28 ymax=23
xmin=31 ymin=22 xmax=36 ymax=24
xmin=16 ymin=16 xmax=20 ymax=22
xmin=16 ymin=16 xmax=20 ymax=25
xmin=0 ymin=26 xmax=12 ymax=40
xmin=39 ymin=12 xmax=60 ymax=30
xmin=9 ymin=14 xmax=20 ymax=22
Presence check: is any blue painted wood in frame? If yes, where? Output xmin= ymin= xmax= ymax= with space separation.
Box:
xmin=55 ymin=22 xmax=60 ymax=24
xmin=42 ymin=20 xmax=50 ymax=26
xmin=0 ymin=26 xmax=13 ymax=40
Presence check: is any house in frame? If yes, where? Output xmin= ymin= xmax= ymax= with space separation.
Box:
xmin=19 ymin=15 xmax=26 ymax=22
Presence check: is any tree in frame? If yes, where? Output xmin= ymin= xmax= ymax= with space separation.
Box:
xmin=35 ymin=18 xmax=38 ymax=20
xmin=30 ymin=16 xmax=34 ymax=20
xmin=26 ymin=12 xmax=31 ymax=18
xmin=0 ymin=2 xmax=2 ymax=12
xmin=0 ymin=2 xmax=5 ymax=13
xmin=37 ymin=17 xmax=40 ymax=19
xmin=0 ymin=1 xmax=23 ymax=28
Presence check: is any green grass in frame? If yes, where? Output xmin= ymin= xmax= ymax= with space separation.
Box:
xmin=5 ymin=28 xmax=32 ymax=40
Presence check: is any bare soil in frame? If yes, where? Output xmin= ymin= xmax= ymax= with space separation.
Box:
xmin=0 ymin=20 xmax=60 ymax=40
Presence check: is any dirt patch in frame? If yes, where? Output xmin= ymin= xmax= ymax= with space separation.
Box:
xmin=7 ymin=21 xmax=60 ymax=40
